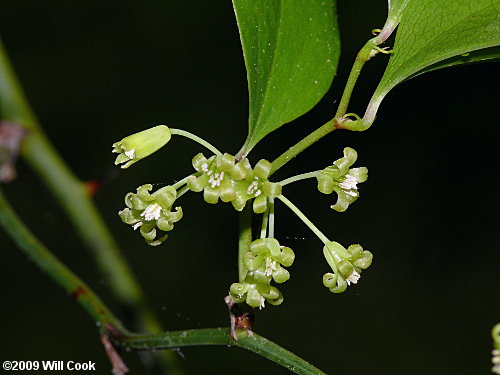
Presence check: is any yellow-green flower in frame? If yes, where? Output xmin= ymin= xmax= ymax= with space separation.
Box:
xmin=112 ymin=125 xmax=171 ymax=168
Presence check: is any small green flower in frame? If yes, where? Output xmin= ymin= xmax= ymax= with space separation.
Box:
xmin=118 ymin=184 xmax=182 ymax=246
xmin=112 ymin=125 xmax=171 ymax=168
xmin=187 ymin=153 xmax=281 ymax=213
xmin=187 ymin=152 xmax=249 ymax=204
xmin=316 ymin=147 xmax=368 ymax=212
xmin=322 ymin=241 xmax=372 ymax=293
xmin=229 ymin=238 xmax=294 ymax=309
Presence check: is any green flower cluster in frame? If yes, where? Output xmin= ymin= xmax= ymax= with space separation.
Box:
xmin=118 ymin=184 xmax=183 ymax=246
xmin=317 ymin=147 xmax=368 ymax=212
xmin=229 ymin=238 xmax=295 ymax=308
xmin=187 ymin=153 xmax=282 ymax=213
xmin=322 ymin=241 xmax=373 ymax=293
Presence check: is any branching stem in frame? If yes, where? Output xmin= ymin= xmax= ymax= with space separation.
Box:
xmin=270 ymin=37 xmax=382 ymax=175
xmin=276 ymin=195 xmax=330 ymax=244
xmin=238 ymin=205 xmax=253 ymax=282
xmin=279 ymin=171 xmax=320 ymax=186
xmin=0 ymin=189 xmax=324 ymax=375
xmin=0 ymin=38 xmax=182 ymax=374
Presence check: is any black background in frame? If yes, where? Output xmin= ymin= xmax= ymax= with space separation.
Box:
xmin=0 ymin=1 xmax=498 ymax=374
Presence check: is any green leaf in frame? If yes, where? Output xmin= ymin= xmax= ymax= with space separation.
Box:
xmin=372 ymin=0 xmax=500 ymax=107
xmin=387 ymin=0 xmax=411 ymax=25
xmin=233 ymin=0 xmax=340 ymax=154
xmin=404 ymin=45 xmax=500 ymax=81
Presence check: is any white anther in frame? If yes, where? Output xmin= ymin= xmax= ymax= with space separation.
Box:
xmin=339 ymin=174 xmax=358 ymax=191
xmin=259 ymin=296 xmax=266 ymax=310
xmin=141 ymin=203 xmax=162 ymax=221
xmin=264 ymin=259 xmax=277 ymax=277
xmin=247 ymin=181 xmax=258 ymax=194
xmin=133 ymin=222 xmax=143 ymax=230
xmin=346 ymin=270 xmax=361 ymax=286
xmin=125 ymin=149 xmax=135 ymax=159
xmin=254 ymin=190 xmax=262 ymax=197
xmin=201 ymin=163 xmax=209 ymax=172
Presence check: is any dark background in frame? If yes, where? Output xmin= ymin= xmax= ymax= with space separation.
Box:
xmin=0 ymin=1 xmax=498 ymax=374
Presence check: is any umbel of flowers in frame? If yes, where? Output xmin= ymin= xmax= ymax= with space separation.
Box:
xmin=119 ymin=184 xmax=182 ymax=246
xmin=322 ymin=241 xmax=373 ymax=293
xmin=187 ymin=152 xmax=282 ymax=213
xmin=229 ymin=238 xmax=295 ymax=309
xmin=112 ymin=125 xmax=375 ymax=309
xmin=316 ymin=147 xmax=368 ymax=212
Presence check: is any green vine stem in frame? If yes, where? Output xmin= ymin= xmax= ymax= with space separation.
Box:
xmin=270 ymin=35 xmax=385 ymax=175
xmin=238 ymin=205 xmax=253 ymax=282
xmin=121 ymin=329 xmax=326 ymax=375
xmin=270 ymin=119 xmax=337 ymax=175
xmin=0 ymin=188 xmax=326 ymax=375
xmin=333 ymin=38 xmax=379 ymax=118
xmin=0 ymin=39 xmax=182 ymax=374
xmin=0 ymin=189 xmax=128 ymax=332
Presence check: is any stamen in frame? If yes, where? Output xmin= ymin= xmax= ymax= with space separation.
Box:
xmin=346 ymin=270 xmax=361 ymax=286
xmin=141 ymin=203 xmax=162 ymax=221
xmin=125 ymin=149 xmax=135 ymax=159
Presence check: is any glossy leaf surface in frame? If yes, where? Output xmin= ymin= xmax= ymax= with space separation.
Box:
xmin=374 ymin=0 xmax=500 ymax=101
xmin=233 ymin=0 xmax=340 ymax=153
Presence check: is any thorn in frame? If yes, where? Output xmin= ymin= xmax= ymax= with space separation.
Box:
xmin=0 ymin=121 xmax=27 ymax=183
xmin=224 ymin=295 xmax=254 ymax=341
xmin=100 ymin=334 xmax=129 ymax=375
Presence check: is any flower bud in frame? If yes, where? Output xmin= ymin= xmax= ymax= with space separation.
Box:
xmin=112 ymin=125 xmax=171 ymax=168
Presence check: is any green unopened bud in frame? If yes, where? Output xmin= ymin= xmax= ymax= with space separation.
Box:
xmin=112 ymin=125 xmax=171 ymax=168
